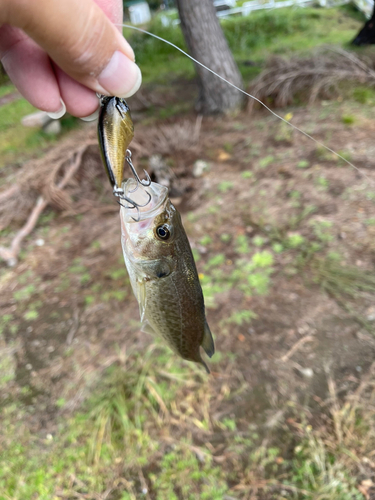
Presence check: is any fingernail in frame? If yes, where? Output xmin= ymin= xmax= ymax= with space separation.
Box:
xmin=80 ymin=106 xmax=100 ymax=122
xmin=47 ymin=98 xmax=66 ymax=119
xmin=98 ymin=51 xmax=142 ymax=98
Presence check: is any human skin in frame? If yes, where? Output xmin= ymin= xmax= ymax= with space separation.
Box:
xmin=0 ymin=0 xmax=141 ymax=119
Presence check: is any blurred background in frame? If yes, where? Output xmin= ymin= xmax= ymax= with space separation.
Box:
xmin=1 ymin=0 xmax=375 ymax=498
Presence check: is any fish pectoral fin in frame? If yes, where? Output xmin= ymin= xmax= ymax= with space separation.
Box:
xmin=201 ymin=320 xmax=215 ymax=358
xmin=144 ymin=259 xmax=173 ymax=280
xmin=198 ymin=358 xmax=210 ymax=374
xmin=137 ymin=279 xmax=147 ymax=322
xmin=141 ymin=320 xmax=156 ymax=336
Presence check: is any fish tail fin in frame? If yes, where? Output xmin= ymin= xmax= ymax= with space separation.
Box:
xmin=201 ymin=320 xmax=215 ymax=358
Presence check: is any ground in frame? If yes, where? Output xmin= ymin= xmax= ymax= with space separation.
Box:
xmin=1 ymin=6 xmax=375 ymax=500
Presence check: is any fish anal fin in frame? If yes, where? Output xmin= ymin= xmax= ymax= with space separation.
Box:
xmin=201 ymin=320 xmax=215 ymax=358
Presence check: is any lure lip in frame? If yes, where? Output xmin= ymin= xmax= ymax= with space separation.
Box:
xmin=121 ymin=179 xmax=168 ymax=223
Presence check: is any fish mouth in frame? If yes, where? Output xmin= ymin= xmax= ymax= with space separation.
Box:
xmin=120 ymin=179 xmax=169 ymax=223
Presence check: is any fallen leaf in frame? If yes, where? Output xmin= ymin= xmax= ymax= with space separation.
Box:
xmin=357 ymin=479 xmax=374 ymax=500
xmin=217 ymin=150 xmax=231 ymax=161
xmin=362 ymin=479 xmax=373 ymax=487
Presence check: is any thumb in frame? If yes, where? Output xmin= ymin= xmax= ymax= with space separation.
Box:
xmin=4 ymin=0 xmax=141 ymax=98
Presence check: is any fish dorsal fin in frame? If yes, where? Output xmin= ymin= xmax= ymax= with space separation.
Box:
xmin=201 ymin=321 xmax=215 ymax=358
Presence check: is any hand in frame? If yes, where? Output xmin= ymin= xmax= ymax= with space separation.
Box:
xmin=0 ymin=0 xmax=141 ymax=119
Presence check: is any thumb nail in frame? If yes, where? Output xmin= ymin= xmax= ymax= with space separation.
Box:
xmin=97 ymin=51 xmax=142 ymax=98
xmin=47 ymin=98 xmax=66 ymax=119
xmin=80 ymin=106 xmax=100 ymax=122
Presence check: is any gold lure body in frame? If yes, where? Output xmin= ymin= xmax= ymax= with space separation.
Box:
xmin=98 ymin=96 xmax=134 ymax=192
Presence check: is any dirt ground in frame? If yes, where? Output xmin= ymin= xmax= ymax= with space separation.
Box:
xmin=1 ymin=84 xmax=375 ymax=498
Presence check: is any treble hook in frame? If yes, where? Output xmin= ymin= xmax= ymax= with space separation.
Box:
xmin=125 ymin=150 xmax=152 ymax=193
xmin=113 ymin=183 xmax=152 ymax=222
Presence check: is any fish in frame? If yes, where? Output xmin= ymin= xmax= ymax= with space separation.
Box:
xmin=120 ymin=179 xmax=215 ymax=373
xmin=97 ymin=96 xmax=134 ymax=194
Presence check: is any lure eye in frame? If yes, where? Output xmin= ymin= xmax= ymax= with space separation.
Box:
xmin=156 ymin=225 xmax=170 ymax=240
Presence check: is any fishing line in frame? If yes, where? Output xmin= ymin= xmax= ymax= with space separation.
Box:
xmin=119 ymin=23 xmax=374 ymax=187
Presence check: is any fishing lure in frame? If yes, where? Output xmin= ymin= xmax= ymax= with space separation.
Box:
xmin=97 ymin=95 xmax=152 ymax=217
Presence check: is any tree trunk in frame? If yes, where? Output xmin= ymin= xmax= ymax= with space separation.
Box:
xmin=175 ymin=0 xmax=243 ymax=114
xmin=352 ymin=2 xmax=375 ymax=46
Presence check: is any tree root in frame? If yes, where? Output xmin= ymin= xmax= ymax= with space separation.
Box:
xmin=0 ymin=146 xmax=87 ymax=267
xmin=0 ymin=185 xmax=20 ymax=204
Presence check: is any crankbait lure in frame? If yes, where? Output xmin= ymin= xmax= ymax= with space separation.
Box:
xmin=97 ymin=95 xmax=152 ymax=218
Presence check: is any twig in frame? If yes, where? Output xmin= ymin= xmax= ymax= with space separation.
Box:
xmin=278 ymin=335 xmax=314 ymax=362
xmin=0 ymin=196 xmax=47 ymax=266
xmin=194 ymin=114 xmax=203 ymax=143
xmin=66 ymin=308 xmax=80 ymax=345
xmin=137 ymin=467 xmax=151 ymax=500
xmin=327 ymin=373 xmax=343 ymax=445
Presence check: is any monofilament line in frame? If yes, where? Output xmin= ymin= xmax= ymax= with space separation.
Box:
xmin=119 ymin=23 xmax=373 ymax=187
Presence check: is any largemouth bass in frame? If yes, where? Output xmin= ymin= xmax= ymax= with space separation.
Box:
xmin=120 ymin=179 xmax=215 ymax=373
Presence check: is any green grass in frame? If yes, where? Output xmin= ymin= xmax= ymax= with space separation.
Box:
xmin=312 ymin=256 xmax=375 ymax=299
xmin=1 ymin=298 xmax=374 ymax=499
xmin=0 ymin=83 xmax=16 ymax=98
xmin=200 ymin=248 xmax=275 ymax=308
xmin=1 ymin=348 xmax=369 ymax=500
xmin=0 ymin=346 xmax=218 ymax=499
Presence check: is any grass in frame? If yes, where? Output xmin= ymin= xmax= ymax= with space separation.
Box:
xmin=200 ymin=248 xmax=275 ymax=308
xmin=0 ymin=83 xmax=16 ymax=99
xmin=1 ymin=341 xmax=372 ymax=499
xmin=312 ymin=256 xmax=375 ymax=298
xmin=0 ymin=346 xmax=220 ymax=499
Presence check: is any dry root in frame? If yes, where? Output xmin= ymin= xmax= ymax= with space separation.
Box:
xmin=0 ymin=143 xmax=92 ymax=266
xmin=135 ymin=117 xmax=202 ymax=156
xmin=248 ymin=47 xmax=375 ymax=110
xmin=0 ymin=127 xmax=103 ymax=266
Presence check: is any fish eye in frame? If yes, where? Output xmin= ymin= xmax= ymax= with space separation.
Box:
xmin=156 ymin=225 xmax=170 ymax=240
